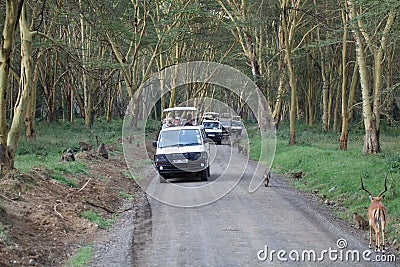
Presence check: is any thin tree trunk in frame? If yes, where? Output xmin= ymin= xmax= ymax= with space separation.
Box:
xmin=80 ymin=0 xmax=92 ymax=128
xmin=333 ymin=82 xmax=340 ymax=132
xmin=320 ymin=47 xmax=329 ymax=132
xmin=280 ymin=0 xmax=297 ymax=145
xmin=24 ymin=64 xmax=38 ymax=139
xmin=339 ymin=4 xmax=350 ymax=150
xmin=348 ymin=58 xmax=358 ymax=121
xmin=272 ymin=27 xmax=285 ymax=128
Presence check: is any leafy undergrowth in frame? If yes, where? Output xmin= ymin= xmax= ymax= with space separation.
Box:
xmin=248 ymin=123 xmax=400 ymax=253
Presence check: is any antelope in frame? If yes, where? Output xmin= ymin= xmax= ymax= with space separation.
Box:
xmin=360 ymin=177 xmax=387 ymax=252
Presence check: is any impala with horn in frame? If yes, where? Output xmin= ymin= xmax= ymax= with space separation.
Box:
xmin=360 ymin=176 xmax=387 ymax=253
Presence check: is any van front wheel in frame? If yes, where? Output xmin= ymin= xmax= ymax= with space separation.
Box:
xmin=159 ymin=174 xmax=168 ymax=183
xmin=200 ymin=169 xmax=208 ymax=181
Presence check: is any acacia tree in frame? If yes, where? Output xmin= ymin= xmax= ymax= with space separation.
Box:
xmin=279 ymin=0 xmax=311 ymax=144
xmin=347 ymin=0 xmax=397 ymax=154
xmin=0 ymin=0 xmax=42 ymax=174
xmin=339 ymin=0 xmax=358 ymax=150
xmin=216 ymin=0 xmax=261 ymax=79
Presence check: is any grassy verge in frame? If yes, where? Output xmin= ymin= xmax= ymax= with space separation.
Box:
xmin=0 ymin=221 xmax=10 ymax=245
xmin=66 ymin=244 xmax=93 ymax=267
xmin=249 ymin=122 xmax=400 ymax=245
xmin=81 ymin=210 xmax=115 ymax=229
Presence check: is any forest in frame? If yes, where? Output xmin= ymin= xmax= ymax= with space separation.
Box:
xmin=1 ymin=0 xmax=400 ymax=175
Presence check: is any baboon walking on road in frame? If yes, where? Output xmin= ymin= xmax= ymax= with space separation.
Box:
xmin=264 ymin=172 xmax=271 ymax=187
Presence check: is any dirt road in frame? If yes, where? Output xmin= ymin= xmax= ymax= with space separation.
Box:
xmin=93 ymin=142 xmax=398 ymax=266
xmin=129 ymin=145 xmax=396 ymax=266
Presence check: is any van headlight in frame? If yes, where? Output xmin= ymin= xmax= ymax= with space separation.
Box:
xmin=155 ymin=154 xmax=168 ymax=164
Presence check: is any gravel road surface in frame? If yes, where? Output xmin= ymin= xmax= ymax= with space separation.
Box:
xmin=92 ymin=141 xmax=398 ymax=266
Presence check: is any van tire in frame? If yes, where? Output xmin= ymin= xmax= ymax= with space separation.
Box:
xmin=200 ymin=169 xmax=208 ymax=181
xmin=159 ymin=174 xmax=167 ymax=183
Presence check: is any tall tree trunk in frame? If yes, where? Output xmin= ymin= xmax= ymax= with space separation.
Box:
xmin=348 ymin=58 xmax=358 ymax=122
xmin=8 ymin=2 xmax=34 ymax=168
xmin=80 ymin=0 xmax=92 ymax=128
xmin=348 ymin=0 xmax=395 ymax=154
xmin=348 ymin=1 xmax=377 ymax=153
xmin=272 ymin=19 xmax=285 ymax=128
xmin=339 ymin=5 xmax=349 ymax=150
xmin=339 ymin=3 xmax=353 ymax=150
xmin=315 ymin=0 xmax=329 ymax=132
xmin=0 ymin=0 xmax=22 ymax=175
xmin=320 ymin=45 xmax=329 ymax=132
xmin=280 ymin=0 xmax=297 ymax=145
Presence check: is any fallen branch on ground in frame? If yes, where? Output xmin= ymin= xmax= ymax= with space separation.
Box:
xmin=85 ymin=199 xmax=115 ymax=213
xmin=1 ymin=194 xmax=22 ymax=207
xmin=78 ymin=178 xmax=91 ymax=193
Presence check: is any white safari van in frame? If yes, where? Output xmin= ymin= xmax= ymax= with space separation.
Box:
xmin=153 ymin=125 xmax=210 ymax=183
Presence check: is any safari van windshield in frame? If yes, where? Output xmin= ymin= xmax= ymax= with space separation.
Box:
xmin=158 ymin=129 xmax=202 ymax=148
xmin=232 ymin=121 xmax=242 ymax=127
xmin=202 ymin=121 xmax=221 ymax=129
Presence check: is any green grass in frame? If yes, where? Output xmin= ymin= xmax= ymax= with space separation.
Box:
xmin=0 ymin=222 xmax=10 ymax=245
xmin=249 ymin=122 xmax=400 ymax=243
xmin=48 ymin=161 xmax=89 ymax=188
xmin=119 ymin=191 xmax=133 ymax=200
xmin=47 ymin=172 xmax=78 ymax=188
xmin=14 ymin=118 xmax=125 ymax=187
xmin=15 ymin=118 xmax=123 ymax=172
xmin=81 ymin=210 xmax=115 ymax=229
xmin=66 ymin=244 xmax=93 ymax=267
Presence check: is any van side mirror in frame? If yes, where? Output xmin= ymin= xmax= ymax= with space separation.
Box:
xmin=152 ymin=141 xmax=158 ymax=147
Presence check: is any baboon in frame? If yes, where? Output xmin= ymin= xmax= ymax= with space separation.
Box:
xmin=242 ymin=147 xmax=248 ymax=156
xmin=353 ymin=213 xmax=368 ymax=230
xmin=264 ymin=172 xmax=271 ymax=187
xmin=231 ymin=136 xmax=240 ymax=147
xmin=237 ymin=143 xmax=248 ymax=156
xmin=60 ymin=148 xmax=75 ymax=162
xmin=79 ymin=141 xmax=93 ymax=151
xmin=98 ymin=143 xmax=109 ymax=159
xmin=237 ymin=144 xmax=244 ymax=154
xmin=292 ymin=171 xmax=302 ymax=179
